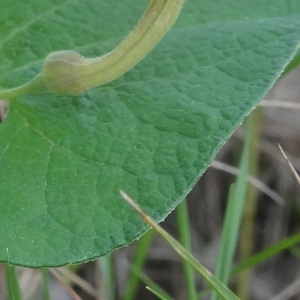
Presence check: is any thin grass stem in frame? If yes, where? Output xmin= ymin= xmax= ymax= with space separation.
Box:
xmin=123 ymin=230 xmax=155 ymax=300
xmin=176 ymin=199 xmax=197 ymax=300
xmin=211 ymin=113 xmax=251 ymax=300
xmin=41 ymin=268 xmax=51 ymax=300
xmin=237 ymin=108 xmax=262 ymax=300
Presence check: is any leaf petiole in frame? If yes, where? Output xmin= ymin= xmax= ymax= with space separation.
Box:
xmin=1 ymin=0 xmax=185 ymax=99
xmin=41 ymin=0 xmax=185 ymax=95
xmin=0 ymin=75 xmax=44 ymax=100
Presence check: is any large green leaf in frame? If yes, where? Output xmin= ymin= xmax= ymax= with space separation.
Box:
xmin=0 ymin=0 xmax=299 ymax=267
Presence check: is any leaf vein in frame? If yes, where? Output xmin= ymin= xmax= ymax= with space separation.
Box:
xmin=0 ymin=0 xmax=78 ymax=51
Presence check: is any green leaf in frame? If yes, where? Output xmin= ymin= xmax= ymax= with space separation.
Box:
xmin=0 ymin=0 xmax=300 ymax=267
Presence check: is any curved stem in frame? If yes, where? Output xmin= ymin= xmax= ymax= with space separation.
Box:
xmin=41 ymin=0 xmax=185 ymax=95
xmin=0 ymin=75 xmax=44 ymax=100
xmin=1 ymin=0 xmax=185 ymax=99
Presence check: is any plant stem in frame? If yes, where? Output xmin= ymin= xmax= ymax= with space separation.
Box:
xmin=120 ymin=191 xmax=240 ymax=300
xmin=41 ymin=268 xmax=51 ymax=300
xmin=176 ymin=200 xmax=197 ymax=300
xmin=0 ymin=75 xmax=44 ymax=100
xmin=237 ymin=107 xmax=262 ymax=300
xmin=99 ymin=254 xmax=115 ymax=300
xmin=123 ymin=230 xmax=155 ymax=300
xmin=41 ymin=0 xmax=185 ymax=95
xmin=212 ymin=114 xmax=251 ymax=300
xmin=5 ymin=249 xmax=22 ymax=300
xmin=1 ymin=0 xmax=185 ymax=98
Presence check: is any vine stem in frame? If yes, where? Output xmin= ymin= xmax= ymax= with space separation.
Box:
xmin=1 ymin=0 xmax=185 ymax=98
xmin=42 ymin=0 xmax=185 ymax=95
xmin=0 ymin=75 xmax=44 ymax=100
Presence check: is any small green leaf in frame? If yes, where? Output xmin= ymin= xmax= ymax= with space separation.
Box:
xmin=0 ymin=0 xmax=300 ymax=267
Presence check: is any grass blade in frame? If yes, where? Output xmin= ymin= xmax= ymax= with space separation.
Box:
xmin=5 ymin=264 xmax=22 ymax=300
xmin=212 ymin=115 xmax=252 ymax=300
xmin=120 ymin=191 xmax=240 ymax=300
xmin=176 ymin=199 xmax=197 ymax=300
xmin=41 ymin=268 xmax=51 ymax=300
xmin=5 ymin=249 xmax=22 ymax=300
xmin=99 ymin=254 xmax=115 ymax=300
xmin=146 ymin=286 xmax=171 ymax=300
xmin=133 ymin=268 xmax=173 ymax=300
xmin=278 ymin=144 xmax=300 ymax=185
xmin=123 ymin=229 xmax=155 ymax=300
xmin=232 ymin=233 xmax=300 ymax=276
xmin=237 ymin=108 xmax=262 ymax=299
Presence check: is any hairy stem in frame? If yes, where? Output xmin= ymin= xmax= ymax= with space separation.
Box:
xmin=41 ymin=0 xmax=185 ymax=95
xmin=0 ymin=75 xmax=44 ymax=100
xmin=0 ymin=0 xmax=185 ymax=99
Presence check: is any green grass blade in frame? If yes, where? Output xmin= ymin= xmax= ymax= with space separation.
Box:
xmin=5 ymin=248 xmax=22 ymax=300
xmin=99 ymin=254 xmax=115 ymax=300
xmin=212 ymin=117 xmax=252 ymax=300
xmin=237 ymin=108 xmax=262 ymax=299
xmin=120 ymin=191 xmax=240 ymax=300
xmin=133 ymin=268 xmax=174 ymax=300
xmin=5 ymin=264 xmax=22 ymax=300
xmin=153 ymin=219 xmax=239 ymax=299
xmin=290 ymin=246 xmax=300 ymax=259
xmin=232 ymin=233 xmax=300 ymax=276
xmin=41 ymin=268 xmax=51 ymax=300
xmin=176 ymin=200 xmax=197 ymax=300
xmin=146 ymin=286 xmax=171 ymax=300
xmin=123 ymin=230 xmax=155 ymax=300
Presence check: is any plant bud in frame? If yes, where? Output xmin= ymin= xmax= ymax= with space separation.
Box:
xmin=41 ymin=50 xmax=87 ymax=96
